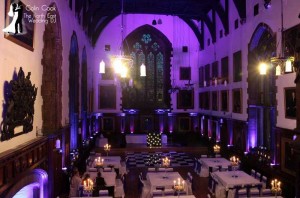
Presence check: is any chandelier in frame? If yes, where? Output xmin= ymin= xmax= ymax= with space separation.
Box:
xmin=268 ymin=0 xmax=295 ymax=76
xmin=99 ymin=0 xmax=146 ymax=78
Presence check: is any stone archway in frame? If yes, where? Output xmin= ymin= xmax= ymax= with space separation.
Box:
xmin=81 ymin=47 xmax=88 ymax=140
xmin=69 ymin=32 xmax=80 ymax=150
xmin=41 ymin=2 xmax=62 ymax=134
xmin=3 ymin=169 xmax=48 ymax=198
xmin=247 ymin=23 xmax=276 ymax=151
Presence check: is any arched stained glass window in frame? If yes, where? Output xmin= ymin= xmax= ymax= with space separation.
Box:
xmin=122 ymin=25 xmax=172 ymax=111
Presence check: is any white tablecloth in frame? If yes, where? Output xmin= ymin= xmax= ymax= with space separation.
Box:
xmin=92 ymin=156 xmax=121 ymax=169
xmin=147 ymin=172 xmax=183 ymax=191
xmin=213 ymin=171 xmax=262 ymax=189
xmin=87 ymin=171 xmax=116 ymax=187
xmin=200 ymin=157 xmax=231 ymax=168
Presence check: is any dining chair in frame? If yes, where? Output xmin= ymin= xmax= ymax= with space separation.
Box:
xmin=196 ymin=159 xmax=202 ymax=175
xmin=215 ymin=182 xmax=226 ymax=198
xmin=88 ymin=167 xmax=97 ymax=172
xmin=119 ymin=161 xmax=128 ymax=176
xmin=194 ymin=157 xmax=198 ymax=172
xmin=95 ymin=152 xmax=101 ymax=157
xmin=152 ymin=186 xmax=164 ymax=197
xmin=147 ymin=167 xmax=156 ymax=172
xmin=250 ymin=183 xmax=263 ymax=197
xmin=166 ymin=168 xmax=173 ymax=172
xmin=103 ymin=167 xmax=112 ymax=172
xmin=215 ymin=154 xmax=221 ymax=158
xmin=255 ymin=172 xmax=261 ymax=181
xmin=208 ymin=173 xmax=214 ymax=193
xmin=211 ymin=166 xmax=219 ymax=172
xmin=99 ymin=190 xmax=109 ymax=196
xmin=219 ymin=166 xmax=228 ymax=172
xmin=250 ymin=169 xmax=256 ymax=178
xmin=184 ymin=179 xmax=192 ymax=195
xmin=199 ymin=164 xmax=209 ymax=177
xmin=235 ymin=185 xmax=246 ymax=198
xmin=262 ymin=176 xmax=267 ymax=189
xmin=164 ymin=188 xmax=175 ymax=196
xmin=201 ymin=154 xmax=208 ymax=158
xmin=158 ymin=168 xmax=166 ymax=172
xmin=262 ymin=188 xmax=273 ymax=196
xmin=139 ymin=175 xmax=151 ymax=198
xmin=115 ymin=175 xmax=125 ymax=198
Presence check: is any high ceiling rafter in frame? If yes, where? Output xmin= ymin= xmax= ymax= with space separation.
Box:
xmin=74 ymin=0 xmax=236 ymax=48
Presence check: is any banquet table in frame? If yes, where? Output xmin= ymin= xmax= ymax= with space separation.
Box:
xmin=147 ymin=172 xmax=184 ymax=191
xmin=92 ymin=156 xmax=121 ymax=169
xmin=213 ymin=171 xmax=262 ymax=189
xmin=199 ymin=157 xmax=231 ymax=169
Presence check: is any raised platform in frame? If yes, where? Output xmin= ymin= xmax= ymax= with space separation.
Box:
xmin=125 ymin=134 xmax=167 ymax=145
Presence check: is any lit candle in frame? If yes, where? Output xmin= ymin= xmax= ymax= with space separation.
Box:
xmin=173 ymin=180 xmax=176 ymax=188
xmin=84 ymin=180 xmax=86 ymax=187
xmin=182 ymin=180 xmax=185 ymax=188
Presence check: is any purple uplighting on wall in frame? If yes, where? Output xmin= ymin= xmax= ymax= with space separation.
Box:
xmin=247 ymin=115 xmax=258 ymax=151
xmin=168 ymin=113 xmax=174 ymax=133
xmin=200 ymin=116 xmax=204 ymax=135
xmin=120 ymin=113 xmax=125 ymax=133
xmin=130 ymin=116 xmax=134 ymax=133
xmin=159 ymin=115 xmax=164 ymax=133
xmin=208 ymin=120 xmax=212 ymax=138
xmin=216 ymin=123 xmax=220 ymax=142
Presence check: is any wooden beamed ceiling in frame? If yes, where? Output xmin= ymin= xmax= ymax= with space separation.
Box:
xmin=74 ymin=0 xmax=246 ymax=49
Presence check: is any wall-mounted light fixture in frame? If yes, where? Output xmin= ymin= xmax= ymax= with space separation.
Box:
xmin=264 ymin=0 xmax=271 ymax=9
xmin=260 ymin=0 xmax=295 ymax=76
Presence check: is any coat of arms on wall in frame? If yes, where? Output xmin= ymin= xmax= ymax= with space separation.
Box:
xmin=1 ymin=67 xmax=38 ymax=141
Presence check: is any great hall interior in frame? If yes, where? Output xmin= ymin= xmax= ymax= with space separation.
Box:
xmin=1 ymin=0 xmax=300 ymax=198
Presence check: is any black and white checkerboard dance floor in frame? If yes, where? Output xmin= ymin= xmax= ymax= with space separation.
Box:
xmin=126 ymin=151 xmax=194 ymax=168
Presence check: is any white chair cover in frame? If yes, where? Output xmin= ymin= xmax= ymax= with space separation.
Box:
xmin=215 ymin=184 xmax=226 ymax=198
xmin=199 ymin=165 xmax=209 ymax=177
xmin=140 ymin=184 xmax=151 ymax=198
xmin=185 ymin=179 xmax=193 ymax=195
xmin=114 ymin=178 xmax=125 ymax=198
xmin=148 ymin=167 xmax=156 ymax=172
xmin=99 ymin=189 xmax=109 ymax=196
